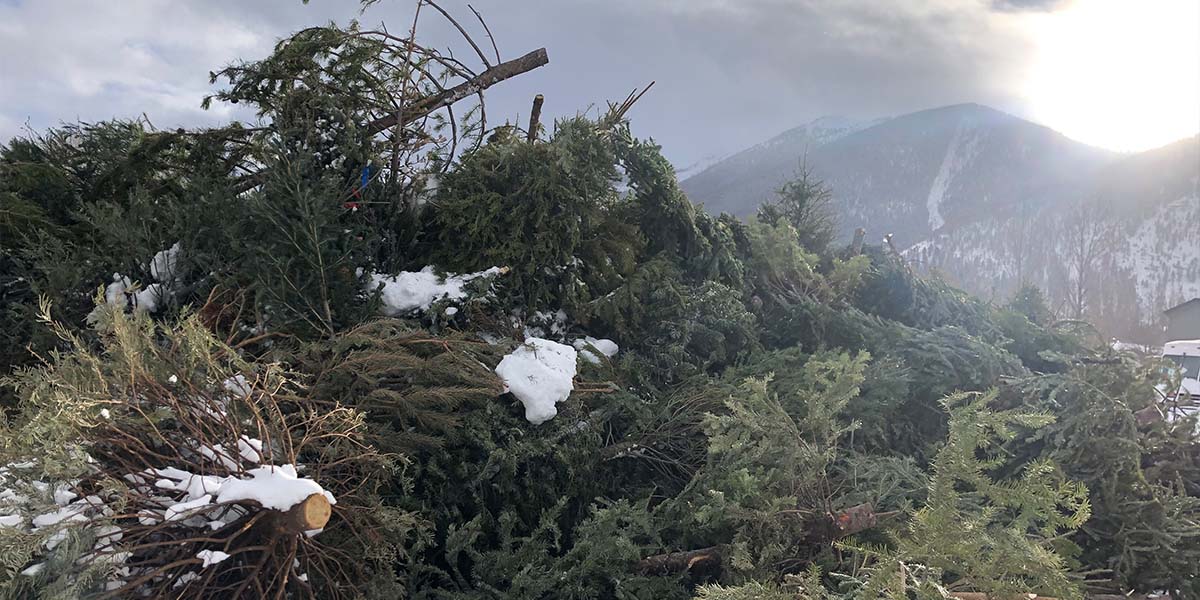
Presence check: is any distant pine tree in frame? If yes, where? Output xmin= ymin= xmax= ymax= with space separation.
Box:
xmin=757 ymin=161 xmax=837 ymax=254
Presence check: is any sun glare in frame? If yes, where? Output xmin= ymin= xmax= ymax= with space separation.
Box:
xmin=1025 ymin=0 xmax=1200 ymax=152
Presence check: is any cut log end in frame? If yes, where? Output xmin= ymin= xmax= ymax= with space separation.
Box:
xmin=287 ymin=493 xmax=332 ymax=532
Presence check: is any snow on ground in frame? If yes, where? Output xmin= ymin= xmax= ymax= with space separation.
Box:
xmin=369 ymin=266 xmax=505 ymax=316
xmin=495 ymin=338 xmax=578 ymax=425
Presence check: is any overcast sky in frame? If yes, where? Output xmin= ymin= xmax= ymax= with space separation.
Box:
xmin=0 ymin=0 xmax=1196 ymax=167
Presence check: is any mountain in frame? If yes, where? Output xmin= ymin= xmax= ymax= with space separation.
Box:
xmin=681 ymin=105 xmax=1199 ymax=342
xmin=679 ymin=115 xmax=884 ymax=219
xmin=904 ymin=135 xmax=1200 ymax=342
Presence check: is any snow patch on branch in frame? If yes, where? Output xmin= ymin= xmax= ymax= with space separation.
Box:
xmin=216 ymin=464 xmax=337 ymax=511
xmin=495 ymin=338 xmax=577 ymax=425
xmin=573 ymin=337 xmax=618 ymax=365
xmin=369 ymin=265 xmax=505 ymax=316
xmin=149 ymin=242 xmax=181 ymax=282
xmin=196 ymin=550 xmax=231 ymax=567
xmin=95 ymin=242 xmax=185 ymax=316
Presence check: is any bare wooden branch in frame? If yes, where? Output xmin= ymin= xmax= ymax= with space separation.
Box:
xmin=468 ymin=4 xmax=502 ymax=64
xmin=366 ymin=48 xmax=549 ymax=136
xmin=527 ymin=94 xmax=544 ymax=143
xmin=635 ymin=546 xmax=721 ymax=575
xmin=601 ymin=81 xmax=655 ymax=128
xmin=424 ymin=0 xmax=492 ymax=68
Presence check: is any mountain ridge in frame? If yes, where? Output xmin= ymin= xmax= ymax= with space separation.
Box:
xmin=680 ymin=104 xmax=1199 ymax=341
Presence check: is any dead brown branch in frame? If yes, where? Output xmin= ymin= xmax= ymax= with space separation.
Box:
xmin=365 ymin=47 xmax=549 ymax=136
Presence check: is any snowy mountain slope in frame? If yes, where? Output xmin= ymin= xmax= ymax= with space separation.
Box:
xmin=673 ymin=153 xmax=729 ymax=181
xmin=681 ymin=105 xmax=1196 ymax=341
xmin=682 ymin=104 xmax=1114 ymax=245
xmin=902 ymin=136 xmax=1199 ymax=341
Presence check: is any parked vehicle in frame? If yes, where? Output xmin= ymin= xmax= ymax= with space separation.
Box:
xmin=1162 ymin=339 xmax=1200 ymax=419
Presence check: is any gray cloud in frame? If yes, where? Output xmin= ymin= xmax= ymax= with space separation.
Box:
xmin=0 ymin=0 xmax=1048 ymax=166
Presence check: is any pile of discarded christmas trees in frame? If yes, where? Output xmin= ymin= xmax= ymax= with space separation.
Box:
xmin=1 ymin=2 xmax=1196 ymax=598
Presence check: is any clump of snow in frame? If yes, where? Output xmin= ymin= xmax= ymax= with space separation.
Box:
xmin=236 ymin=436 xmax=264 ymax=463
xmin=369 ymin=266 xmax=504 ymax=316
xmin=495 ymin=338 xmax=578 ymax=425
xmin=165 ymin=495 xmax=213 ymax=522
xmin=216 ymin=465 xmax=336 ymax=511
xmin=196 ymin=549 xmax=231 ymax=567
xmin=131 ymin=283 xmax=167 ymax=313
xmin=149 ymin=242 xmax=181 ymax=282
xmin=149 ymin=463 xmax=334 ymax=513
xmin=573 ymin=337 xmax=619 ymax=365
xmin=0 ymin=515 xmax=22 ymax=527
xmin=173 ymin=572 xmax=200 ymax=588
xmin=196 ymin=435 xmax=264 ymax=470
xmin=97 ymin=242 xmax=184 ymax=315
xmin=150 ymin=467 xmax=223 ymax=500
xmin=32 ymin=504 xmax=89 ymax=549
xmin=53 ymin=485 xmax=77 ymax=506
xmin=104 ymin=274 xmax=132 ymax=309
xmin=32 ymin=505 xmax=88 ymax=529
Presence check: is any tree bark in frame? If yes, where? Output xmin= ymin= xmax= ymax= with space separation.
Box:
xmin=527 ymin=94 xmax=544 ymax=142
xmin=635 ymin=546 xmax=721 ymax=575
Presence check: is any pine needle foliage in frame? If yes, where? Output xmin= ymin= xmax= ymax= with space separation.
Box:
xmin=299 ymin=319 xmax=506 ymax=454
xmin=658 ymin=352 xmax=869 ymax=582
xmin=844 ymin=391 xmax=1090 ymax=600
xmin=1 ymin=4 xmax=1194 ymax=598
xmin=0 ymin=301 xmax=418 ymax=598
xmin=1003 ymin=352 xmax=1200 ymax=596
xmin=757 ymin=161 xmax=838 ymax=254
xmin=428 ymin=119 xmax=641 ymax=314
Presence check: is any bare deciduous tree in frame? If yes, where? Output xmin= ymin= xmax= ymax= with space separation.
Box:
xmin=1059 ymin=199 xmax=1116 ymax=320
